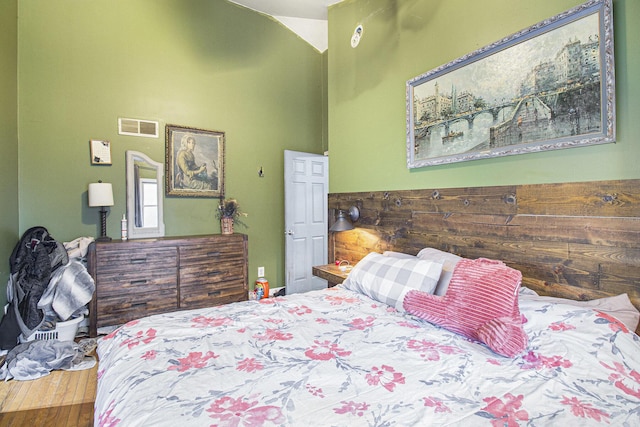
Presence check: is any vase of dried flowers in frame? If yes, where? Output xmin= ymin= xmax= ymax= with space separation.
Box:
xmin=221 ymin=217 xmax=234 ymax=235
xmin=217 ymin=199 xmax=247 ymax=235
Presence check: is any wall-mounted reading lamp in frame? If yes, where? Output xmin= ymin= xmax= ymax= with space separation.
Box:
xmin=329 ymin=206 xmax=360 ymax=232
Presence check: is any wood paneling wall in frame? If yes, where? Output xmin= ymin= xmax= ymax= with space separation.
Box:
xmin=329 ymin=179 xmax=640 ymax=330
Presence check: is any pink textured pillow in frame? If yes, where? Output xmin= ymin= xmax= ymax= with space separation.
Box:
xmin=403 ymin=258 xmax=528 ymax=357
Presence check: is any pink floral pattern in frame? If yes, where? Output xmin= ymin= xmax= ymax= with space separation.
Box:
xmin=306 ymin=384 xmax=325 ymax=397
xmin=206 ymin=396 xmax=285 ymax=426
xmin=600 ymin=360 xmax=640 ymax=399
xmin=236 ymin=357 xmax=264 ymax=373
xmin=96 ymin=287 xmax=640 ymax=426
xmin=549 ymin=321 xmax=576 ymax=331
xmin=560 ymin=396 xmax=610 ymax=422
xmin=288 ymin=305 xmax=312 ymax=316
xmin=407 ymin=339 xmax=464 ymax=361
xmin=304 ymin=340 xmax=352 ymax=360
xmin=596 ymin=311 xmax=629 ymax=333
xmin=423 ymin=396 xmax=452 ymax=413
xmin=365 ymin=364 xmax=406 ymax=392
xmin=167 ymin=351 xmax=218 ymax=372
xmin=190 ymin=315 xmax=233 ymax=328
xmin=521 ymin=351 xmax=573 ymax=370
xmin=141 ymin=350 xmax=157 ymax=360
xmin=120 ymin=327 xmax=156 ymax=349
xmin=252 ymin=328 xmax=293 ymax=341
xmin=480 ymin=393 xmax=529 ymax=427
xmin=334 ymin=400 xmax=369 ymax=416
xmin=348 ymin=316 xmax=375 ymax=330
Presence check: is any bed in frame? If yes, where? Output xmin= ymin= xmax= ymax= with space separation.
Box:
xmin=94 ymin=251 xmax=640 ymax=426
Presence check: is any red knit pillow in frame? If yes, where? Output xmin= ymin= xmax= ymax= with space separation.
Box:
xmin=403 ymin=258 xmax=527 ymax=357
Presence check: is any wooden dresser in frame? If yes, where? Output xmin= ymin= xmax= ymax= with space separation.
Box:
xmin=87 ymin=234 xmax=248 ymax=336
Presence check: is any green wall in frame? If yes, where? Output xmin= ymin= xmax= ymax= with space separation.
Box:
xmin=0 ymin=0 xmax=19 ymax=308
xmin=15 ymin=0 xmax=325 ymax=292
xmin=328 ymin=0 xmax=640 ymax=192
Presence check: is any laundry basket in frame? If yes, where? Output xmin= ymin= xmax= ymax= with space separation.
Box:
xmin=21 ymin=315 xmax=84 ymax=343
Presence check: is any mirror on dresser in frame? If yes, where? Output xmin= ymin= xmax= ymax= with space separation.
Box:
xmin=126 ymin=150 xmax=165 ymax=239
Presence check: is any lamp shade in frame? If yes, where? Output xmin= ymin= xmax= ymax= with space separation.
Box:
xmin=329 ymin=206 xmax=360 ymax=232
xmin=88 ymin=182 xmax=114 ymax=207
xmin=329 ymin=212 xmax=354 ymax=232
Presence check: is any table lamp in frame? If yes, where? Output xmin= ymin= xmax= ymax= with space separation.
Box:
xmin=88 ymin=181 xmax=114 ymax=241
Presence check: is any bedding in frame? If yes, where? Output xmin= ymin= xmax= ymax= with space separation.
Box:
xmin=95 ymin=286 xmax=640 ymax=426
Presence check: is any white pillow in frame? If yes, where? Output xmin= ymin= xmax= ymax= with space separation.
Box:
xmin=416 ymin=248 xmax=463 ymax=296
xmin=382 ymin=250 xmax=416 ymax=259
xmin=343 ymin=252 xmax=443 ymax=312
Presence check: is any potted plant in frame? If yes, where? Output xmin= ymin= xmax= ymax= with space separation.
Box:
xmin=216 ymin=199 xmax=247 ymax=234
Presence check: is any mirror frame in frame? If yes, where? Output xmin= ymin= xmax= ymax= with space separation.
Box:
xmin=126 ymin=150 xmax=165 ymax=239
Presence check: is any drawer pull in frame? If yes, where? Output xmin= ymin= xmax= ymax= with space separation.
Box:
xmin=207 ymin=251 xmax=221 ymax=257
xmin=131 ymin=279 xmax=148 ymax=285
xmin=208 ymin=291 xmax=222 ymax=297
xmin=131 ymin=258 xmax=147 ymax=264
xmin=131 ymin=302 xmax=148 ymax=308
xmin=207 ymin=271 xmax=223 ymax=276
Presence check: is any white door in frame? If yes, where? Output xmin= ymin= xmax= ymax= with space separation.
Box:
xmin=284 ymin=150 xmax=328 ymax=294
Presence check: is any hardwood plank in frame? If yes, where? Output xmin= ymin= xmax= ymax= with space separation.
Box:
xmin=0 ymin=353 xmax=97 ymax=427
xmin=517 ymin=179 xmax=640 ymax=217
xmin=330 ymin=185 xmax=518 ymax=215
xmin=0 ymin=403 xmax=93 ymax=427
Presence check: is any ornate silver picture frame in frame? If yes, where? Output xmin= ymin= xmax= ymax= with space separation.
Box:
xmin=406 ymin=0 xmax=615 ymax=168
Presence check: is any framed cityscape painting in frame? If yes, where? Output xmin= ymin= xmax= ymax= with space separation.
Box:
xmin=406 ymin=0 xmax=615 ymax=168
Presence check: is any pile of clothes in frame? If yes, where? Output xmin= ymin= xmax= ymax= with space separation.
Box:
xmin=0 ymin=227 xmax=96 ymax=380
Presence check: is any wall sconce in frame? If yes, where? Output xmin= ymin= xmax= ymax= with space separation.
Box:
xmin=88 ymin=181 xmax=114 ymax=242
xmin=330 ymin=206 xmax=360 ymax=232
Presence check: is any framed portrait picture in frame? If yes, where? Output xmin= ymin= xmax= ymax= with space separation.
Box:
xmin=165 ymin=124 xmax=225 ymax=198
xmin=406 ymin=0 xmax=615 ymax=168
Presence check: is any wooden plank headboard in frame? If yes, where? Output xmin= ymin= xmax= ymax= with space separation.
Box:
xmin=329 ymin=179 xmax=640 ymax=333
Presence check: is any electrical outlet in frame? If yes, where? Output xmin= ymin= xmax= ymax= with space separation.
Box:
xmin=258 ymin=266 xmax=265 ymax=277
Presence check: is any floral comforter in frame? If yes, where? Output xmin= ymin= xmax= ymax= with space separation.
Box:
xmin=95 ymin=286 xmax=640 ymax=426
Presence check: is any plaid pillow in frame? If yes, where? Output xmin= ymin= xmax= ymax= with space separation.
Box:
xmin=343 ymin=252 xmax=443 ymax=311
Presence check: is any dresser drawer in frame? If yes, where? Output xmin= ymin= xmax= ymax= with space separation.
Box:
xmin=180 ymin=258 xmax=245 ymax=287
xmin=96 ymin=247 xmax=177 ymax=272
xmin=179 ymin=244 xmax=245 ymax=267
xmin=180 ymin=281 xmax=246 ymax=310
xmin=97 ymin=288 xmax=178 ymax=327
xmin=96 ymin=267 xmax=177 ymax=298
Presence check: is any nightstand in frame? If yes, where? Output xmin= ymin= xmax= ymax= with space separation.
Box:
xmin=312 ymin=264 xmax=351 ymax=287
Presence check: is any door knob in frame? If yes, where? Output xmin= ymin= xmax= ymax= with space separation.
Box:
xmin=285 ymin=230 xmax=294 ymax=235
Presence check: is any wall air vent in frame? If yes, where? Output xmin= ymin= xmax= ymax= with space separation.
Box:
xmin=118 ymin=118 xmax=159 ymax=138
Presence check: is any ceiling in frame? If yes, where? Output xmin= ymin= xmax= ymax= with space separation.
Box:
xmin=228 ymin=0 xmax=345 ymax=52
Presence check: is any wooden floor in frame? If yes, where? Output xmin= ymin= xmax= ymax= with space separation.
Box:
xmin=0 ymin=359 xmax=97 ymax=427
